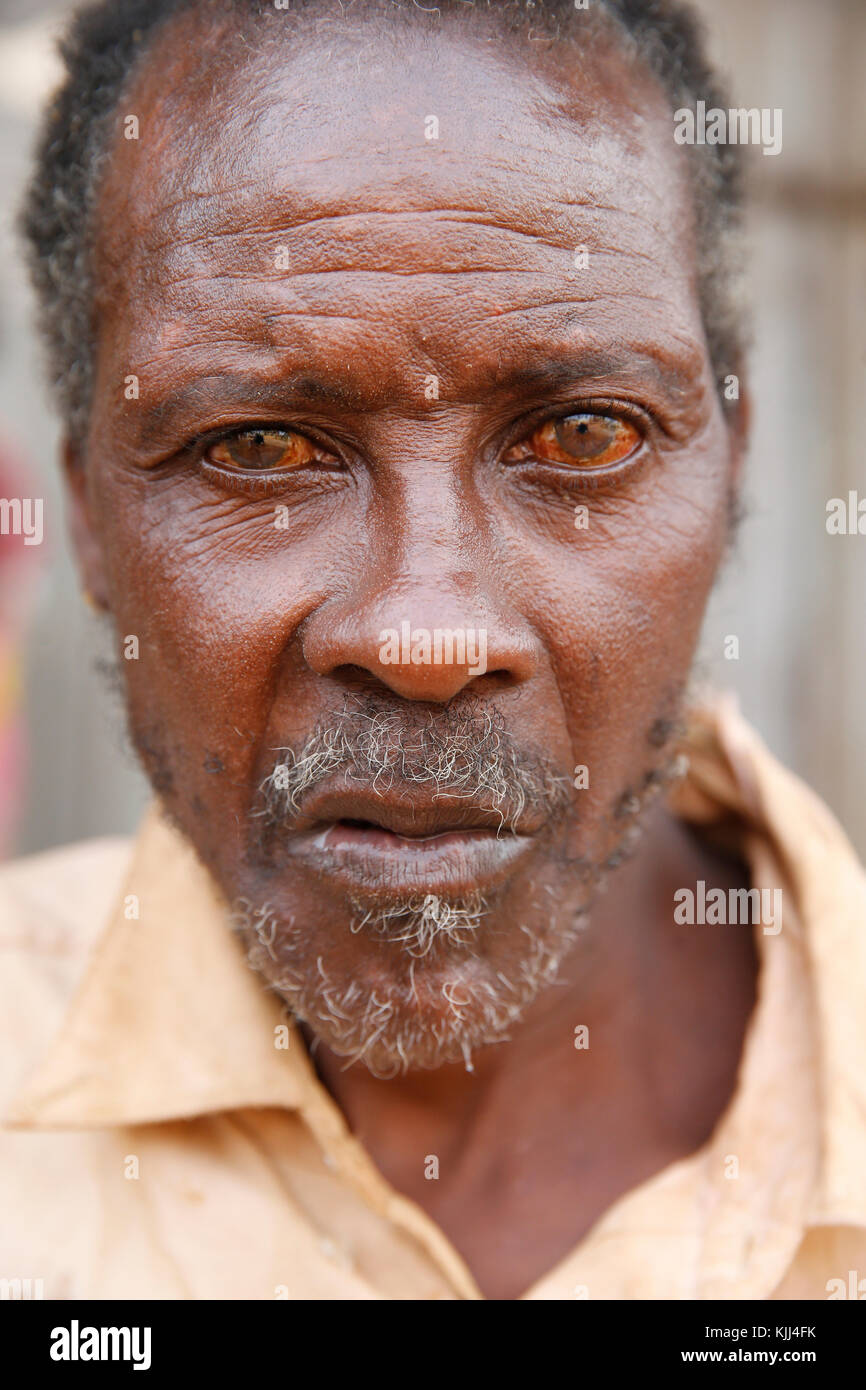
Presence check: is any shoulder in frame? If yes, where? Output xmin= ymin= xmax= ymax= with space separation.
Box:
xmin=0 ymin=836 xmax=132 ymax=1105
xmin=0 ymin=835 xmax=132 ymax=956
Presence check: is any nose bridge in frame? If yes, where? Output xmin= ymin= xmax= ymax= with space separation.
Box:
xmin=392 ymin=451 xmax=477 ymax=597
xmin=301 ymin=445 xmax=541 ymax=701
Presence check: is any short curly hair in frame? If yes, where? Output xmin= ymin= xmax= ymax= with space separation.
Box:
xmin=21 ymin=0 xmax=746 ymax=446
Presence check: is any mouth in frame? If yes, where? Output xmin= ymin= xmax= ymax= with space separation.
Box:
xmin=277 ymin=787 xmax=539 ymax=897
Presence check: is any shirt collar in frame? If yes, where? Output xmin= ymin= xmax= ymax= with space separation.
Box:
xmin=672 ymin=695 xmax=866 ymax=1230
xmin=5 ymin=805 xmax=311 ymax=1125
xmin=7 ymin=694 xmax=866 ymax=1235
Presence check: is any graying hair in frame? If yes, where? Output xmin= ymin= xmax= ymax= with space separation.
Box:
xmin=259 ymin=699 xmax=572 ymax=835
xmin=232 ymin=893 xmax=589 ymax=1076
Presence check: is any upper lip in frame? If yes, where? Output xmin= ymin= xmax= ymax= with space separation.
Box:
xmin=288 ymin=783 xmax=538 ymax=839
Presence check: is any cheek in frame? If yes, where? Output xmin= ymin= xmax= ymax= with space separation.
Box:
xmin=92 ymin=477 xmax=340 ymax=824
xmin=503 ymin=449 xmax=728 ymax=832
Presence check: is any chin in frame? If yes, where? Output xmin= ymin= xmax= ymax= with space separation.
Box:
xmin=230 ymin=891 xmax=590 ymax=1077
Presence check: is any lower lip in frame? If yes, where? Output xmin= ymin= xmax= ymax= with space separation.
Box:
xmin=284 ymin=821 xmax=535 ymax=897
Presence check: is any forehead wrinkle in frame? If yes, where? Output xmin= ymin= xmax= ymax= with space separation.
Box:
xmin=114 ymin=161 xmax=677 ymax=253
xmin=137 ymin=207 xmax=672 ymax=265
xmin=118 ymin=277 xmax=693 ymax=363
xmin=113 ymin=275 xmax=704 ymax=410
xmin=134 ymin=235 xmax=583 ymax=282
xmin=475 ymin=289 xmax=697 ymax=326
xmin=103 ymin=171 xmax=692 ymax=307
xmin=97 ymin=49 xmax=694 ymax=289
xmin=95 ymin=4 xmax=701 ymax=307
xmin=104 ymin=207 xmax=689 ymax=319
xmin=100 ymin=134 xmax=695 ymax=300
xmin=91 ymin=24 xmax=708 ymax=441
xmin=98 ymin=101 xmax=687 ymax=262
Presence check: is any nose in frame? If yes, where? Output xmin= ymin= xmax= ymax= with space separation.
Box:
xmin=304 ymin=596 xmax=540 ymax=702
xmin=301 ymin=487 xmax=541 ymax=704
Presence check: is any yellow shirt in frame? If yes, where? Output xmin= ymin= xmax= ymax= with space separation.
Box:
xmin=1 ymin=697 xmax=865 ymax=1300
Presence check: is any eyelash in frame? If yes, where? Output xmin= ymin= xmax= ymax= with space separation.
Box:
xmin=190 ymin=398 xmax=652 ymax=496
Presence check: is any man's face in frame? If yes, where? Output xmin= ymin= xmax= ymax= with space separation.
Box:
xmin=73 ymin=11 xmax=736 ymax=1074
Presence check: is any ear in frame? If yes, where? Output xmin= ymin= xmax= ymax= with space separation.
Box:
xmin=62 ymin=438 xmax=110 ymax=610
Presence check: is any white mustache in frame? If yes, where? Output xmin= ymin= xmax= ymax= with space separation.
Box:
xmin=259 ymin=699 xmax=570 ymax=831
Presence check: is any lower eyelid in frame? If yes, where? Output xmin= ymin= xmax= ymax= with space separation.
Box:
xmin=505 ymin=440 xmax=647 ymax=483
xmin=505 ymin=439 xmax=642 ymax=470
xmin=198 ymin=460 xmax=288 ymax=494
xmin=197 ymin=458 xmax=349 ymax=498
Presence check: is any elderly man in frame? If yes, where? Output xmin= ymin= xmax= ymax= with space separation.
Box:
xmin=1 ymin=0 xmax=864 ymax=1303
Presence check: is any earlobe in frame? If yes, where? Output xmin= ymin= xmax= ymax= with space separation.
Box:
xmin=61 ymin=438 xmax=110 ymax=611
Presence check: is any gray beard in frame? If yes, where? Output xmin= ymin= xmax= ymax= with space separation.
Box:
xmin=231 ymin=886 xmax=591 ymax=1078
xmin=229 ymin=694 xmax=688 ymax=1078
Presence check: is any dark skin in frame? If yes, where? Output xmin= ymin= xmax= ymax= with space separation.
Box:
xmin=65 ymin=10 xmax=756 ymax=1298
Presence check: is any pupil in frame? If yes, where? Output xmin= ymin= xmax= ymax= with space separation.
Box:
xmin=577 ymin=422 xmax=588 ymax=433
xmin=253 ymin=431 xmax=264 ymax=445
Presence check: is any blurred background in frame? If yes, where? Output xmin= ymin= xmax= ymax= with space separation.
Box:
xmin=0 ymin=0 xmax=863 ymax=859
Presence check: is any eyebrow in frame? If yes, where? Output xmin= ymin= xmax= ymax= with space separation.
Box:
xmin=494 ymin=348 xmax=702 ymax=398
xmin=127 ymin=344 xmax=704 ymax=453
xmin=129 ymin=372 xmax=365 ymax=452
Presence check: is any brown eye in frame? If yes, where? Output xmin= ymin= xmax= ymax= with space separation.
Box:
xmin=511 ymin=413 xmax=641 ymax=469
xmin=206 ymin=428 xmax=327 ymax=472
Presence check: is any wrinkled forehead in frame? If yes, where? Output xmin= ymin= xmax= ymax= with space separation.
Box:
xmin=96 ymin=9 xmax=693 ymax=273
xmin=91 ymin=8 xmax=705 ymax=403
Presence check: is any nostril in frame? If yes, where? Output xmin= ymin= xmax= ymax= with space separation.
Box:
xmin=475 ymin=667 xmax=519 ymax=689
xmin=330 ymin=663 xmax=378 ymax=687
